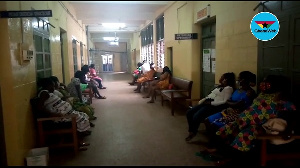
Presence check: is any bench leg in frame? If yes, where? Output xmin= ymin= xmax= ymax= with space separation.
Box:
xmin=72 ymin=118 xmax=79 ymax=155
xmin=89 ymin=90 xmax=93 ymax=104
xmin=171 ymin=100 xmax=175 ymax=116
xmin=37 ymin=121 xmax=45 ymax=147
xmin=261 ymin=139 xmax=267 ymax=166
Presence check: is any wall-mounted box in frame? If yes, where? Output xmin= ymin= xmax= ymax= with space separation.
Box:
xmin=22 ymin=50 xmax=34 ymax=61
xmin=19 ymin=43 xmax=34 ymax=64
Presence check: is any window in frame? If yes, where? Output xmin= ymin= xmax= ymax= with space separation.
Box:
xmin=156 ymin=40 xmax=165 ymax=68
xmin=72 ymin=39 xmax=78 ymax=72
xmin=33 ymin=18 xmax=52 ymax=81
xmin=156 ymin=14 xmax=165 ymax=68
xmin=141 ymin=23 xmax=154 ymax=63
xmin=156 ymin=14 xmax=164 ymax=41
xmin=80 ymin=42 xmax=84 ymax=65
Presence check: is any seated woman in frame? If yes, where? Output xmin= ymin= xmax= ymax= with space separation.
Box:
xmin=205 ymin=71 xmax=257 ymax=132
xmin=134 ymin=63 xmax=156 ymax=93
xmin=37 ymin=77 xmax=93 ymax=140
xmin=185 ymin=72 xmax=236 ymax=141
xmin=49 ymin=76 xmax=97 ymax=123
xmin=142 ymin=66 xmax=172 ymax=103
xmin=207 ymin=75 xmax=296 ymax=165
xmin=129 ymin=62 xmax=143 ymax=85
xmin=89 ymin=64 xmax=106 ymax=89
xmin=68 ymin=71 xmax=92 ymax=103
xmin=77 ymin=67 xmax=106 ymax=99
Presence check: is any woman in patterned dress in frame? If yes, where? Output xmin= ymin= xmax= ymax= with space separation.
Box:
xmin=197 ymin=75 xmax=297 ymax=166
xmin=49 ymin=76 xmax=97 ymax=122
xmin=215 ymin=75 xmax=296 ymax=152
xmin=37 ymin=77 xmax=91 ymax=133
xmin=143 ymin=66 xmax=172 ymax=103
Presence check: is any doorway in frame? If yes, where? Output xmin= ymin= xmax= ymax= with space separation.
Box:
xmin=102 ymin=54 xmax=113 ymax=72
xmin=201 ymin=22 xmax=216 ymax=98
xmin=133 ymin=49 xmax=137 ymax=69
xmin=167 ymin=47 xmax=173 ymax=71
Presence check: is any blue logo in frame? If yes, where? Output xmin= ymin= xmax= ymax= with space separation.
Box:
xmin=250 ymin=12 xmax=280 ymax=41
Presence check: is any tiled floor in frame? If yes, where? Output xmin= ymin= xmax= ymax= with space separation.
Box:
xmin=48 ymin=72 xmax=215 ymax=166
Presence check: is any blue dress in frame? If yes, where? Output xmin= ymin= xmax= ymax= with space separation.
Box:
xmin=207 ymin=89 xmax=252 ymax=127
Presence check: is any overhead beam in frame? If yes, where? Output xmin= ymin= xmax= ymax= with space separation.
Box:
xmin=69 ymin=1 xmax=169 ymax=5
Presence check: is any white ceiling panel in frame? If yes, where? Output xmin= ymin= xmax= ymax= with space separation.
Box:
xmin=68 ymin=1 xmax=169 ymax=43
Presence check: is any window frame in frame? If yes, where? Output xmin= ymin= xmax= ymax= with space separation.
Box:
xmin=156 ymin=14 xmax=165 ymax=68
xmin=72 ymin=39 xmax=78 ymax=72
xmin=141 ymin=23 xmax=154 ymax=63
xmin=33 ymin=19 xmax=52 ymax=81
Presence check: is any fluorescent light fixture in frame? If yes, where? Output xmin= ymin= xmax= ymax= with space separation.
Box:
xmin=109 ymin=41 xmax=119 ymax=45
xmin=103 ymin=37 xmax=119 ymax=41
xmin=72 ymin=35 xmax=77 ymax=40
xmin=102 ymin=23 xmax=126 ymax=28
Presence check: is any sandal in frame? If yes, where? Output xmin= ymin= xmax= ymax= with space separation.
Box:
xmin=215 ymin=158 xmax=232 ymax=166
xmin=79 ymin=146 xmax=88 ymax=151
xmin=204 ymin=147 xmax=217 ymax=153
xmin=185 ymin=133 xmax=196 ymax=141
xmin=78 ymin=130 xmax=92 ymax=137
xmin=90 ymin=122 xmax=95 ymax=127
xmin=90 ymin=116 xmax=97 ymax=120
xmin=100 ymin=87 xmax=107 ymax=89
xmin=96 ymin=96 xmax=106 ymax=99
xmin=79 ymin=142 xmax=90 ymax=146
xmin=195 ymin=151 xmax=223 ymax=162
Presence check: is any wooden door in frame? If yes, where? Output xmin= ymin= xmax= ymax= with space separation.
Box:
xmin=201 ymin=23 xmax=216 ymax=98
xmin=258 ymin=1 xmax=300 ymax=106
xmin=0 ymin=87 xmax=7 ymax=166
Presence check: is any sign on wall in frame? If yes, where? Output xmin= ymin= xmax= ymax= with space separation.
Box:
xmin=196 ymin=4 xmax=211 ymax=22
xmin=211 ymin=49 xmax=216 ymax=73
xmin=0 ymin=10 xmax=52 ymax=18
xmin=203 ymin=49 xmax=211 ymax=72
xmin=175 ymin=33 xmax=198 ymax=40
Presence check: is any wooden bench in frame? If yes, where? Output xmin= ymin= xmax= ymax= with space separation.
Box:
xmin=256 ymin=110 xmax=300 ymax=166
xmin=30 ymin=97 xmax=79 ymax=154
xmin=82 ymin=88 xmax=93 ymax=104
xmin=142 ymin=71 xmax=161 ymax=92
xmin=159 ymin=77 xmax=193 ymax=116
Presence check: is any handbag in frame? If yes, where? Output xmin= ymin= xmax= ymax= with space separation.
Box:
xmin=262 ymin=118 xmax=295 ymax=145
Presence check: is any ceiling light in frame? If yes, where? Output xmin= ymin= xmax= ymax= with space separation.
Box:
xmin=109 ymin=41 xmax=119 ymax=46
xmin=102 ymin=23 xmax=126 ymax=28
xmin=103 ymin=37 xmax=119 ymax=41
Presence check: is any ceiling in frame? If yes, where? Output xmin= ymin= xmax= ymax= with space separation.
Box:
xmin=68 ymin=1 xmax=170 ymax=43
